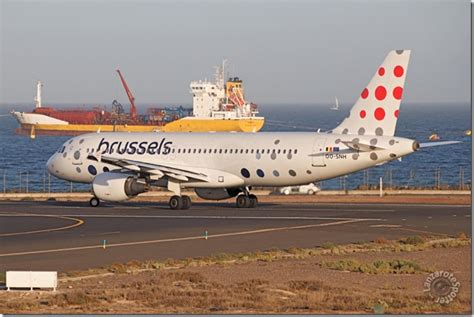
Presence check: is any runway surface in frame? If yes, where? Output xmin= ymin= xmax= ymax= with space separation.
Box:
xmin=0 ymin=200 xmax=470 ymax=272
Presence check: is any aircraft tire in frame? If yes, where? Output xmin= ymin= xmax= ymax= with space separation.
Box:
xmin=248 ymin=194 xmax=258 ymax=208
xmin=182 ymin=195 xmax=192 ymax=209
xmin=89 ymin=197 xmax=100 ymax=207
xmin=169 ymin=195 xmax=183 ymax=210
xmin=236 ymin=195 xmax=249 ymax=208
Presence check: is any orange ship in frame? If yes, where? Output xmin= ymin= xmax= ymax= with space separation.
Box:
xmin=12 ymin=62 xmax=264 ymax=137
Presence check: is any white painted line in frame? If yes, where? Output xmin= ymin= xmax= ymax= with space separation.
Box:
xmin=42 ymin=214 xmax=384 ymax=222
xmin=97 ymin=231 xmax=121 ymax=236
xmin=370 ymin=224 xmax=402 ymax=228
xmin=0 ymin=219 xmax=376 ymax=257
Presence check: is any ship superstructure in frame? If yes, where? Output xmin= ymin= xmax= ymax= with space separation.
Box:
xmin=12 ymin=61 xmax=264 ymax=137
xmin=191 ymin=60 xmax=258 ymax=119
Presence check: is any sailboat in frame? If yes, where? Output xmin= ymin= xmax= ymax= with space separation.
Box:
xmin=330 ymin=96 xmax=339 ymax=111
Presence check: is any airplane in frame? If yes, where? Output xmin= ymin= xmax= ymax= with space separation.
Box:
xmin=46 ymin=50 xmax=459 ymax=209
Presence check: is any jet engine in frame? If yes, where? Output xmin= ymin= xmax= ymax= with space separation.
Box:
xmin=92 ymin=172 xmax=148 ymax=202
xmin=194 ymin=188 xmax=240 ymax=200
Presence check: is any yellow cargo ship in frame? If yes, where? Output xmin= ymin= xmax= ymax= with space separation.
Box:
xmin=12 ymin=61 xmax=264 ymax=137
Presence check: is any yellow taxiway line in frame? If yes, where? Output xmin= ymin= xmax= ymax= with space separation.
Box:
xmin=0 ymin=213 xmax=84 ymax=237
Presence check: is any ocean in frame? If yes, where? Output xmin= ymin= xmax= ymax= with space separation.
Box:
xmin=0 ymin=103 xmax=471 ymax=192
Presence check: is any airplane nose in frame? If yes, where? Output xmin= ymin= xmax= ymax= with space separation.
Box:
xmin=46 ymin=154 xmax=58 ymax=176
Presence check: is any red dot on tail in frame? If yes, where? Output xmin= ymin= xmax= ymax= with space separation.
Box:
xmin=375 ymin=86 xmax=387 ymax=100
xmin=393 ymin=86 xmax=403 ymax=100
xmin=378 ymin=67 xmax=385 ymax=76
xmin=360 ymin=110 xmax=366 ymax=118
xmin=394 ymin=110 xmax=399 ymax=118
xmin=394 ymin=65 xmax=404 ymax=77
xmin=374 ymin=107 xmax=385 ymax=121
xmin=361 ymin=88 xmax=369 ymax=99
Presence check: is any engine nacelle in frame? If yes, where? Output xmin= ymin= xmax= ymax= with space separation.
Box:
xmin=92 ymin=172 xmax=148 ymax=202
xmin=194 ymin=188 xmax=240 ymax=201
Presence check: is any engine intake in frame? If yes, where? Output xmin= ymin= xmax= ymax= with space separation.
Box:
xmin=92 ymin=172 xmax=148 ymax=202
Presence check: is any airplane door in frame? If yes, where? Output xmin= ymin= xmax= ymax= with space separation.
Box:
xmin=312 ymin=137 xmax=326 ymax=167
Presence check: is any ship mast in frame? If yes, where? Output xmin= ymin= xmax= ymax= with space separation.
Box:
xmin=116 ymin=69 xmax=137 ymax=119
xmin=34 ymin=80 xmax=42 ymax=108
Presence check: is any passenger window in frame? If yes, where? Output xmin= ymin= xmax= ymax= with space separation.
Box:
xmin=283 ymin=149 xmax=287 ymax=154
xmin=198 ymin=149 xmax=202 ymax=154
xmin=251 ymin=149 xmax=254 ymax=154
xmin=219 ymin=149 xmax=223 ymax=154
xmin=295 ymin=149 xmax=298 ymax=154
xmin=203 ymin=149 xmax=207 ymax=154
xmin=178 ymin=149 xmax=181 ymax=154
xmin=245 ymin=149 xmax=249 ymax=154
xmin=193 ymin=149 xmax=197 ymax=154
xmin=224 ymin=149 xmax=228 ymax=154
xmin=277 ymin=149 xmax=281 ymax=154
xmin=230 ymin=149 xmax=233 ymax=154
xmin=267 ymin=149 xmax=270 ymax=154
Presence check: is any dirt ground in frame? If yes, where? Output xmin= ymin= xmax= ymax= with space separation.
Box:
xmin=1 ymin=238 xmax=471 ymax=314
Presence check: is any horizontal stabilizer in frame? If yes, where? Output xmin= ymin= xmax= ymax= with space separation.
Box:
xmin=420 ymin=141 xmax=461 ymax=148
xmin=341 ymin=141 xmax=385 ymax=152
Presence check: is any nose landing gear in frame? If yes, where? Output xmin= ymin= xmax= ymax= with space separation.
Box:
xmin=89 ymin=197 xmax=100 ymax=207
xmin=169 ymin=195 xmax=192 ymax=210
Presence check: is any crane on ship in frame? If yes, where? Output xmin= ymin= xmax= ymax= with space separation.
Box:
xmin=116 ymin=69 xmax=138 ymax=120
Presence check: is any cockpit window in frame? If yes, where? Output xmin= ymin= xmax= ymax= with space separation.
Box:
xmin=60 ymin=146 xmax=66 ymax=153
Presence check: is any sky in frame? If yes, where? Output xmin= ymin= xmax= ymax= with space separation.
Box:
xmin=0 ymin=0 xmax=470 ymax=106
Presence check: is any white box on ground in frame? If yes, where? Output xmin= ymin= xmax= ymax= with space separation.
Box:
xmin=6 ymin=271 xmax=57 ymax=291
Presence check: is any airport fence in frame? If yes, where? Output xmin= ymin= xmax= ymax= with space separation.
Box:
xmin=0 ymin=165 xmax=470 ymax=194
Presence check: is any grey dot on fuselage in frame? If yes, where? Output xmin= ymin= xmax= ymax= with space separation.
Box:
xmin=375 ymin=128 xmax=384 ymax=136
xmin=352 ymin=138 xmax=359 ymax=144
xmin=370 ymin=152 xmax=378 ymax=160
xmin=396 ymin=50 xmax=404 ymax=55
xmin=274 ymin=139 xmax=280 ymax=145
xmin=370 ymin=138 xmax=378 ymax=145
xmin=271 ymin=153 xmax=276 ymax=160
xmin=358 ymin=128 xmax=365 ymax=135
xmin=342 ymin=129 xmax=348 ymax=134
xmin=335 ymin=139 xmax=341 ymax=144
xmin=287 ymin=153 xmax=292 ymax=160
xmin=389 ymin=139 xmax=395 ymax=145
xmin=352 ymin=153 xmax=359 ymax=160
xmin=273 ymin=170 xmax=280 ymax=177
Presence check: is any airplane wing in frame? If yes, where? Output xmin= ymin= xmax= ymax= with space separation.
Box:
xmin=87 ymin=155 xmax=209 ymax=182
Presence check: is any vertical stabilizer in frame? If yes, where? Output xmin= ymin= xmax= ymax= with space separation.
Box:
xmin=333 ymin=50 xmax=411 ymax=136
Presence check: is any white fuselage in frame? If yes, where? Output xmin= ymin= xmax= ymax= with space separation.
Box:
xmin=47 ymin=131 xmax=417 ymax=188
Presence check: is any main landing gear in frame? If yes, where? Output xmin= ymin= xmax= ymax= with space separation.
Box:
xmin=236 ymin=194 xmax=258 ymax=208
xmin=169 ymin=195 xmax=192 ymax=210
